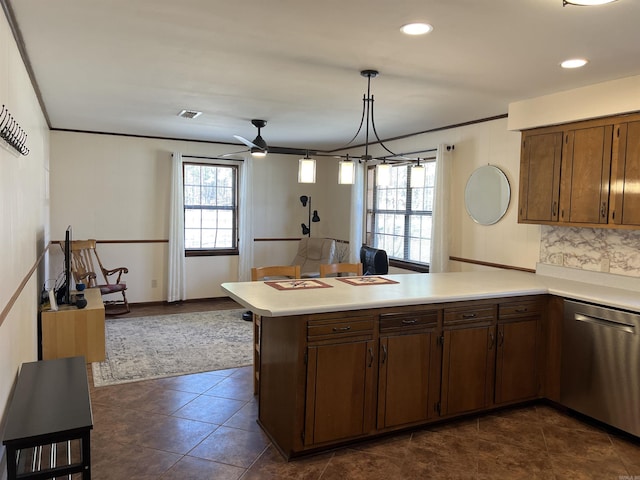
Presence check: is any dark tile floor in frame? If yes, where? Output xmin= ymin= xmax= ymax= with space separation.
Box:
xmin=88 ymin=363 xmax=640 ymax=480
xmin=89 ymin=300 xmax=640 ymax=479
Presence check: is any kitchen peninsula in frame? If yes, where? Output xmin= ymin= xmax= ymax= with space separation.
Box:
xmin=221 ymin=270 xmax=640 ymax=458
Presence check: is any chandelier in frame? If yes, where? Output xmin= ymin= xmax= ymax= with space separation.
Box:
xmin=297 ymin=69 xmax=429 ymax=186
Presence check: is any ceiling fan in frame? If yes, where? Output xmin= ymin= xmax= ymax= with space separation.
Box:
xmin=233 ymin=119 xmax=268 ymax=157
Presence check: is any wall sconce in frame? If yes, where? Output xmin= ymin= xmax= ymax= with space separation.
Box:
xmin=376 ymin=161 xmax=391 ymax=187
xmin=298 ymin=153 xmax=316 ymax=183
xmin=300 ymin=195 xmax=320 ymax=236
xmin=338 ymin=155 xmax=356 ymax=185
xmin=410 ymin=159 xmax=426 ymax=188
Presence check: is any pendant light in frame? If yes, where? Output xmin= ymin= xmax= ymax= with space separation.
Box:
xmin=338 ymin=155 xmax=356 ymax=185
xmin=411 ymin=159 xmax=426 ymax=188
xmin=298 ymin=152 xmax=316 ymax=183
xmin=376 ymin=161 xmax=391 ymax=187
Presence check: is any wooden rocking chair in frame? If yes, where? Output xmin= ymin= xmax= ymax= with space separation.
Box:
xmin=64 ymin=239 xmax=130 ymax=315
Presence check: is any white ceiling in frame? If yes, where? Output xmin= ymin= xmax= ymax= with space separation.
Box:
xmin=6 ymin=0 xmax=640 ymax=153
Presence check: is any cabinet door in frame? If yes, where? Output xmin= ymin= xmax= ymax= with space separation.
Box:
xmin=519 ymin=132 xmax=562 ymax=222
xmin=304 ymin=340 xmax=376 ymax=446
xmin=559 ymin=125 xmax=613 ymax=224
xmin=378 ymin=332 xmax=437 ymax=429
xmin=495 ymin=318 xmax=539 ymax=404
xmin=441 ymin=325 xmax=495 ymax=416
xmin=610 ymin=121 xmax=640 ymax=226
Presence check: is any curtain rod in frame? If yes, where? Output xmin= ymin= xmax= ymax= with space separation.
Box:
xmin=174 ymin=154 xmax=244 ymax=162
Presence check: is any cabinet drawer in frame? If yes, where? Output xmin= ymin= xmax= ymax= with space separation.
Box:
xmin=444 ymin=305 xmax=496 ymax=326
xmin=308 ymin=316 xmax=374 ymax=342
xmin=380 ymin=311 xmax=438 ymax=333
xmin=499 ymin=300 xmax=543 ymax=320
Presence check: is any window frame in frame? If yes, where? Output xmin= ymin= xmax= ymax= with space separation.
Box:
xmin=365 ymin=162 xmax=434 ymax=272
xmin=183 ymin=161 xmax=239 ymax=257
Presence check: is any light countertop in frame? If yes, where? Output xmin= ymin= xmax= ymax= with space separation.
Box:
xmin=221 ymin=270 xmax=640 ymax=317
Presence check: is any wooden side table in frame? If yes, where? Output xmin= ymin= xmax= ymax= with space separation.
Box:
xmin=3 ymin=357 xmax=93 ymax=479
xmin=40 ymin=287 xmax=105 ymax=362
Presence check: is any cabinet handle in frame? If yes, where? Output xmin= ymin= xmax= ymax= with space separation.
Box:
xmin=552 ymin=201 xmax=558 ymax=217
xmin=498 ymin=330 xmax=504 ymax=347
xmin=515 ymin=307 xmax=528 ymax=313
xmin=601 ymin=202 xmax=607 ymax=219
xmin=401 ymin=319 xmax=417 ymax=325
xmin=489 ymin=332 xmax=495 ymax=349
xmin=462 ymin=313 xmax=477 ymax=319
xmin=368 ymin=347 xmax=374 ymax=367
xmin=381 ymin=344 xmax=387 ymax=364
xmin=332 ymin=326 xmax=351 ymax=332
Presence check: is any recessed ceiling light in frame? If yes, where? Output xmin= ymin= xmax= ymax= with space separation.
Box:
xmin=400 ymin=23 xmax=434 ymax=35
xmin=563 ymin=0 xmax=617 ymax=5
xmin=178 ymin=109 xmax=202 ymax=119
xmin=561 ymin=58 xmax=589 ymax=69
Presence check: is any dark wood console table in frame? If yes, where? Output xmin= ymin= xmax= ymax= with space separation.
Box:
xmin=3 ymin=356 xmax=93 ymax=479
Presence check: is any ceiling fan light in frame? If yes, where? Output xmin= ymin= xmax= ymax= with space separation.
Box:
xmin=251 ymin=147 xmax=267 ymax=157
xmin=376 ymin=163 xmax=391 ymax=187
xmin=338 ymin=159 xmax=356 ymax=185
xmin=298 ymin=157 xmax=316 ymax=183
xmin=411 ymin=164 xmax=426 ymax=188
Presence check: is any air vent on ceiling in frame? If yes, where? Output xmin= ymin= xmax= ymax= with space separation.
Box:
xmin=178 ymin=109 xmax=202 ymax=119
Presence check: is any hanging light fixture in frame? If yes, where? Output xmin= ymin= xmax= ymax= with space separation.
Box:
xmin=298 ymin=152 xmax=316 ymax=183
xmin=338 ymin=154 xmax=356 ymax=185
xmin=376 ymin=161 xmax=391 ymax=187
xmin=411 ymin=159 xmax=426 ymax=188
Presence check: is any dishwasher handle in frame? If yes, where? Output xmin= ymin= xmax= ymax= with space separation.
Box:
xmin=574 ymin=313 xmax=636 ymax=334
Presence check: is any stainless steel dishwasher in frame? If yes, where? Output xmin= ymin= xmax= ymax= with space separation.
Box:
xmin=560 ymin=299 xmax=640 ymax=437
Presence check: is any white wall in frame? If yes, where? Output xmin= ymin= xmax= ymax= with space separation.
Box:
xmin=50 ymin=115 xmax=540 ymax=307
xmin=49 ymin=132 xmax=353 ymax=300
xmin=0 ymin=11 xmax=50 ymax=478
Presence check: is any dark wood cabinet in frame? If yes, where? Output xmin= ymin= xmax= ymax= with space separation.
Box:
xmin=518 ymin=112 xmax=640 ymax=229
xmin=257 ymin=296 xmax=547 ymax=458
xmin=377 ymin=310 xmax=440 ymax=429
xmin=519 ymin=131 xmax=562 ymax=222
xmin=441 ymin=304 xmax=496 ymax=416
xmin=303 ymin=314 xmax=376 ymax=447
xmin=495 ymin=299 xmax=543 ymax=404
xmin=610 ymin=120 xmax=640 ymax=226
xmin=559 ymin=125 xmax=612 ymax=224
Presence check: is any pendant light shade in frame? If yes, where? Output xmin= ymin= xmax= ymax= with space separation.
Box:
xmin=298 ymin=157 xmax=316 ymax=183
xmin=338 ymin=158 xmax=356 ymax=185
xmin=376 ymin=162 xmax=391 ymax=187
xmin=411 ymin=163 xmax=426 ymax=188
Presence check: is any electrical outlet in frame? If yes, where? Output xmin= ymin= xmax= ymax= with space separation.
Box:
xmin=550 ymin=253 xmax=563 ymax=265
xmin=151 ymin=279 xmax=158 ymax=288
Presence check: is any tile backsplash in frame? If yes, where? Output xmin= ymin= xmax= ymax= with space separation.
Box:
xmin=539 ymin=226 xmax=640 ymax=277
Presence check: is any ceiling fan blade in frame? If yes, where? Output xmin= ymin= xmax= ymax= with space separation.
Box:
xmin=233 ymin=134 xmax=258 ymax=149
xmin=221 ymin=148 xmax=249 ymax=158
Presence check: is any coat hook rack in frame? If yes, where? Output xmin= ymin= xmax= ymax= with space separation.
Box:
xmin=0 ymin=105 xmax=29 ymax=156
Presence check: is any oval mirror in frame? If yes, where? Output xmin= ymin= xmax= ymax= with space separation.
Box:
xmin=464 ymin=165 xmax=510 ymax=225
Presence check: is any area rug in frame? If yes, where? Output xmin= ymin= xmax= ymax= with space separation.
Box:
xmin=91 ymin=309 xmax=252 ymax=387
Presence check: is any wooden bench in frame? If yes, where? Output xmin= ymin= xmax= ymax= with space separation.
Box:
xmin=2 ymin=356 xmax=93 ymax=479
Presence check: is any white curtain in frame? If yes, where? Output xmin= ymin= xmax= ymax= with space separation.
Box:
xmin=349 ymin=161 xmax=365 ymax=262
xmin=168 ymin=152 xmax=186 ymax=301
xmin=238 ymin=156 xmax=254 ymax=281
xmin=430 ymin=144 xmax=453 ymax=273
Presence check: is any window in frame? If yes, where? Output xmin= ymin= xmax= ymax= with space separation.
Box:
xmin=366 ymin=162 xmax=435 ymax=269
xmin=183 ymin=162 xmax=238 ymax=256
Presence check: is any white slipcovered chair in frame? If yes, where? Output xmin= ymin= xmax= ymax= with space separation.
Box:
xmin=291 ymin=237 xmax=337 ymax=278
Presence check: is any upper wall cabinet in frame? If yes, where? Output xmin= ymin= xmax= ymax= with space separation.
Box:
xmin=518 ymin=112 xmax=640 ymax=229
